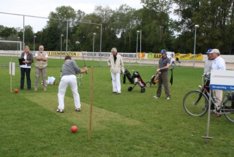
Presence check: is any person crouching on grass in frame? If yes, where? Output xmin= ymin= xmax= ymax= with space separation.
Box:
xmin=107 ymin=47 xmax=124 ymax=94
xmin=57 ymin=56 xmax=88 ymax=113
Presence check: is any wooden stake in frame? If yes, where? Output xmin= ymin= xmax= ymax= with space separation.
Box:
xmin=88 ymin=67 xmax=94 ymax=140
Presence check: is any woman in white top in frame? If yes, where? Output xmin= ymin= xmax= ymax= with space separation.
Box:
xmin=19 ymin=46 xmax=33 ymax=90
xmin=107 ymin=47 xmax=124 ymax=94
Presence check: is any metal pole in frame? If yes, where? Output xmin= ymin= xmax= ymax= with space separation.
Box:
xmin=202 ymin=91 xmax=213 ymax=142
xmin=93 ymin=33 xmax=96 ymax=61
xmin=60 ymin=34 xmax=63 ymax=51
xmin=193 ymin=25 xmax=199 ymax=67
xmin=88 ymin=67 xmax=94 ymax=140
xmin=136 ymin=31 xmax=139 ymax=54
xmin=23 ymin=15 xmax=25 ymax=47
xmin=136 ymin=30 xmax=140 ymax=61
xmin=75 ymin=41 xmax=80 ymax=51
xmin=17 ymin=37 xmax=20 ymax=50
xmin=33 ymin=35 xmax=36 ymax=52
xmin=66 ymin=20 xmax=69 ymax=52
xmin=60 ymin=34 xmax=63 ymax=60
xmin=140 ymin=30 xmax=142 ymax=53
xmin=100 ymin=24 xmax=102 ymax=52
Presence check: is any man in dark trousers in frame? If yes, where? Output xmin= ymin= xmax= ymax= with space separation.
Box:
xmin=154 ymin=49 xmax=171 ymax=100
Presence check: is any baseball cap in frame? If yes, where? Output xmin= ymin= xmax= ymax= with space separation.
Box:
xmin=206 ymin=49 xmax=212 ymax=54
xmin=160 ymin=49 xmax=167 ymax=54
xmin=210 ymin=48 xmax=220 ymax=54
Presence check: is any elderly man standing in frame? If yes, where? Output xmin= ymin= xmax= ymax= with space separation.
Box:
xmin=107 ymin=47 xmax=124 ymax=94
xmin=209 ymin=49 xmax=226 ymax=115
xmin=34 ymin=45 xmax=48 ymax=91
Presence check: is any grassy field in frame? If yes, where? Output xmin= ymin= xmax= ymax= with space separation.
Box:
xmin=0 ymin=56 xmax=234 ymax=157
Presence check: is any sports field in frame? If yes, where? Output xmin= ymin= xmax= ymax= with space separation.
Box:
xmin=0 ymin=56 xmax=234 ymax=157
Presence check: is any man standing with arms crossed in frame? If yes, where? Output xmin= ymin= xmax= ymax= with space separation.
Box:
xmin=34 ymin=45 xmax=48 ymax=91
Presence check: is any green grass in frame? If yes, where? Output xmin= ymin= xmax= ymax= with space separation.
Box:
xmin=0 ymin=56 xmax=234 ymax=157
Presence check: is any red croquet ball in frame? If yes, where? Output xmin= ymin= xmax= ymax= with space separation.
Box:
xmin=14 ymin=88 xmax=19 ymax=93
xmin=70 ymin=125 xmax=78 ymax=133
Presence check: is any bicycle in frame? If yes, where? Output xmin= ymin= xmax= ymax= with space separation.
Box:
xmin=183 ymin=75 xmax=234 ymax=123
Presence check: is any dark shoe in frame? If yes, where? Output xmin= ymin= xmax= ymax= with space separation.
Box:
xmin=75 ymin=108 xmax=81 ymax=112
xmin=215 ymin=108 xmax=221 ymax=117
xmin=56 ymin=108 xmax=64 ymax=113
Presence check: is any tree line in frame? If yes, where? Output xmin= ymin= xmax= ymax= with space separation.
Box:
xmin=0 ymin=0 xmax=234 ymax=54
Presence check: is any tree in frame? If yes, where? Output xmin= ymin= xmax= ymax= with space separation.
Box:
xmin=173 ymin=0 xmax=234 ymax=54
xmin=42 ymin=6 xmax=77 ymax=50
xmin=140 ymin=0 xmax=174 ymax=52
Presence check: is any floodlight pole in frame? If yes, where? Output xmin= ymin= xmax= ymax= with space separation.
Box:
xmin=193 ymin=24 xmax=199 ymax=67
xmin=60 ymin=34 xmax=64 ymax=60
xmin=75 ymin=41 xmax=80 ymax=51
xmin=23 ymin=15 xmax=25 ymax=47
xmin=136 ymin=30 xmax=139 ymax=54
xmin=78 ymin=21 xmax=102 ymax=52
xmin=92 ymin=32 xmax=96 ymax=60
xmin=139 ymin=30 xmax=142 ymax=53
xmin=33 ymin=35 xmax=37 ymax=52
xmin=100 ymin=24 xmax=102 ymax=52
xmin=17 ymin=37 xmax=20 ymax=50
xmin=66 ymin=20 xmax=69 ymax=52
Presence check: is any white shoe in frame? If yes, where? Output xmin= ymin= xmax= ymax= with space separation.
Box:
xmin=56 ymin=108 xmax=64 ymax=113
xmin=166 ymin=97 xmax=170 ymax=100
xmin=153 ymin=96 xmax=159 ymax=99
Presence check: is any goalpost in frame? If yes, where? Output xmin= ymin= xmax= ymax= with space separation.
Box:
xmin=0 ymin=40 xmax=23 ymax=92
xmin=0 ymin=40 xmax=22 ymax=57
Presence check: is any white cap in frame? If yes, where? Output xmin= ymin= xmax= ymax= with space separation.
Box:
xmin=210 ymin=49 xmax=220 ymax=54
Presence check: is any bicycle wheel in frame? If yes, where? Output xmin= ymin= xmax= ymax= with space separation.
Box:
xmin=183 ymin=90 xmax=209 ymax=117
xmin=223 ymin=98 xmax=234 ymax=123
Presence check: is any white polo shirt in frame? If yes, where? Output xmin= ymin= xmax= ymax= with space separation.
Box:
xmin=211 ymin=56 xmax=226 ymax=70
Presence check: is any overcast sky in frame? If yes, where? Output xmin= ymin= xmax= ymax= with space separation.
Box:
xmin=0 ymin=0 xmax=142 ymax=32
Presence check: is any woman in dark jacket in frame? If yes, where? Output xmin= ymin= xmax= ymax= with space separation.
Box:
xmin=19 ymin=45 xmax=33 ymax=90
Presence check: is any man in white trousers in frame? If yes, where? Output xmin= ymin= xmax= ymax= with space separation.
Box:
xmin=107 ymin=47 xmax=124 ymax=94
xmin=57 ymin=56 xmax=88 ymax=113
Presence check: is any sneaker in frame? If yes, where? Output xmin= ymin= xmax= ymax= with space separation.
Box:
xmin=75 ymin=108 xmax=81 ymax=112
xmin=214 ymin=108 xmax=221 ymax=117
xmin=166 ymin=97 xmax=170 ymax=100
xmin=56 ymin=108 xmax=64 ymax=113
xmin=153 ymin=96 xmax=159 ymax=99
